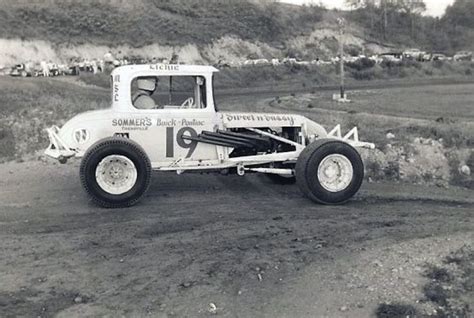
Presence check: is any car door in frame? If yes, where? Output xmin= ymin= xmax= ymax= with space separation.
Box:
xmin=128 ymin=75 xmax=220 ymax=164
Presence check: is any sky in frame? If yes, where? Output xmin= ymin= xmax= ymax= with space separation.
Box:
xmin=279 ymin=0 xmax=455 ymax=17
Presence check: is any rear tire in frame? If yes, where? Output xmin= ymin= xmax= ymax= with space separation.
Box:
xmin=296 ymin=139 xmax=364 ymax=204
xmin=80 ymin=137 xmax=151 ymax=208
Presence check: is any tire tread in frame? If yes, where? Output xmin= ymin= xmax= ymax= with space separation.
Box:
xmin=79 ymin=137 xmax=151 ymax=208
xmin=295 ymin=139 xmax=364 ymax=205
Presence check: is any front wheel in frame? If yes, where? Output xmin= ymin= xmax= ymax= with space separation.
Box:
xmin=80 ymin=137 xmax=151 ymax=208
xmin=295 ymin=139 xmax=364 ymax=204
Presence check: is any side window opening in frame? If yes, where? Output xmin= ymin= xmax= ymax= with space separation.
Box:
xmin=131 ymin=75 xmax=206 ymax=110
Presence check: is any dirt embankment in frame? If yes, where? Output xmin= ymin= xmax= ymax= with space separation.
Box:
xmin=360 ymin=137 xmax=473 ymax=189
xmin=0 ymin=27 xmax=385 ymax=67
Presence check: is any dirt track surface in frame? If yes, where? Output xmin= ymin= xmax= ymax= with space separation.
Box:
xmin=0 ymin=160 xmax=473 ymax=317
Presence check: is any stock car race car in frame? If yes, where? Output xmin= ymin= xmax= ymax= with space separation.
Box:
xmin=45 ymin=64 xmax=374 ymax=208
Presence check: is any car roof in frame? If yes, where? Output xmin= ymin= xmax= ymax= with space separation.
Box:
xmin=112 ymin=64 xmax=219 ymax=76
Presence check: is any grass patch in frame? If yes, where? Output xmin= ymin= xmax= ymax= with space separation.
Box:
xmin=422 ymin=247 xmax=474 ymax=317
xmin=77 ymin=72 xmax=111 ymax=89
xmin=0 ymin=77 xmax=108 ymax=160
xmin=375 ymin=303 xmax=419 ymax=318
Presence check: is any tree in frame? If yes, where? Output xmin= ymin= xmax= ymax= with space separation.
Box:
xmin=345 ymin=0 xmax=378 ymax=32
xmin=444 ymin=0 xmax=474 ymax=30
xmin=442 ymin=0 xmax=474 ymax=49
xmin=396 ymin=0 xmax=427 ymax=38
xmin=379 ymin=0 xmax=426 ymax=40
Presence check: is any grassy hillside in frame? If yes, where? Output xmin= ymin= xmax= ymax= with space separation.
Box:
xmin=0 ymin=77 xmax=108 ymax=158
xmin=1 ymin=0 xmax=472 ymax=65
xmin=0 ymin=0 xmax=324 ymax=48
xmin=1 ymin=0 xmax=472 ymax=57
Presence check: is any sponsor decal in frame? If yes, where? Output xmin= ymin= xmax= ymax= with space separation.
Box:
xmin=112 ymin=117 xmax=205 ymax=130
xmin=112 ymin=117 xmax=152 ymax=131
xmin=150 ymin=64 xmax=179 ymax=71
xmin=225 ymin=114 xmax=295 ymax=126
xmin=181 ymin=119 xmax=205 ymax=126
xmin=156 ymin=119 xmax=178 ymax=127
xmin=114 ymin=132 xmax=130 ymax=138
xmin=113 ymin=75 xmax=120 ymax=102
xmin=73 ymin=128 xmax=90 ymax=144
xmin=156 ymin=118 xmax=205 ymax=127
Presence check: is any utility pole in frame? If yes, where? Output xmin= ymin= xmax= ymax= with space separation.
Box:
xmin=382 ymin=0 xmax=388 ymax=40
xmin=337 ymin=17 xmax=346 ymax=99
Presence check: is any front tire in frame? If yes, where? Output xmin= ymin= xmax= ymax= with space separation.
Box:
xmin=80 ymin=137 xmax=151 ymax=208
xmin=296 ymin=139 xmax=364 ymax=204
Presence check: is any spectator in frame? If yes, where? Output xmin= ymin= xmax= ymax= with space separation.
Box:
xmin=91 ymin=60 xmax=98 ymax=74
xmin=40 ymin=60 xmax=49 ymax=77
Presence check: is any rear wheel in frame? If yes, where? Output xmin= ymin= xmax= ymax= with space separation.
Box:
xmin=296 ymin=139 xmax=364 ymax=204
xmin=80 ymin=137 xmax=151 ymax=208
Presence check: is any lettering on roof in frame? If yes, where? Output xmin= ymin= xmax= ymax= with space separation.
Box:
xmin=150 ymin=64 xmax=180 ymax=71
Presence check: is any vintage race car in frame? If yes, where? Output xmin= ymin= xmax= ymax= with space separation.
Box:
xmin=45 ymin=64 xmax=374 ymax=208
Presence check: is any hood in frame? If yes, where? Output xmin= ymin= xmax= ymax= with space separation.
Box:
xmin=220 ymin=111 xmax=327 ymax=138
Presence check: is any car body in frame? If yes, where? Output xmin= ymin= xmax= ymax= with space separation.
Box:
xmin=379 ymin=53 xmax=403 ymax=63
xmin=403 ymin=49 xmax=425 ymax=61
xmin=423 ymin=53 xmax=448 ymax=62
xmin=48 ymin=63 xmax=61 ymax=76
xmin=10 ymin=64 xmax=31 ymax=77
xmin=45 ymin=64 xmax=374 ymax=207
xmin=9 ymin=63 xmax=44 ymax=77
xmin=453 ymin=51 xmax=472 ymax=62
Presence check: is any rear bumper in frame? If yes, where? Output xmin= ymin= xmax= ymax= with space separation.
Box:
xmin=44 ymin=126 xmax=77 ymax=160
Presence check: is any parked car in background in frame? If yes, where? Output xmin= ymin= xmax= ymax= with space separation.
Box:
xmin=10 ymin=64 xmax=28 ymax=77
xmin=253 ymin=59 xmax=270 ymax=66
xmin=0 ymin=65 xmax=10 ymax=75
xmin=423 ymin=53 xmax=449 ymax=62
xmin=403 ymin=49 xmax=426 ymax=61
xmin=282 ymin=57 xmax=297 ymax=65
xmin=453 ymin=51 xmax=472 ymax=62
xmin=9 ymin=63 xmax=42 ymax=77
xmin=379 ymin=52 xmax=403 ymax=63
xmin=49 ymin=63 xmax=61 ymax=76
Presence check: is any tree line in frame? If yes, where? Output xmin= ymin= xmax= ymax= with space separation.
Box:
xmin=345 ymin=0 xmax=474 ymax=53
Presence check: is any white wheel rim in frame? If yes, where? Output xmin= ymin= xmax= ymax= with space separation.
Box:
xmin=95 ymin=155 xmax=138 ymax=195
xmin=317 ymin=154 xmax=353 ymax=192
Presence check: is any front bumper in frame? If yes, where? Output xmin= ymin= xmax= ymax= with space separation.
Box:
xmin=44 ymin=126 xmax=77 ymax=160
xmin=327 ymin=125 xmax=375 ymax=149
